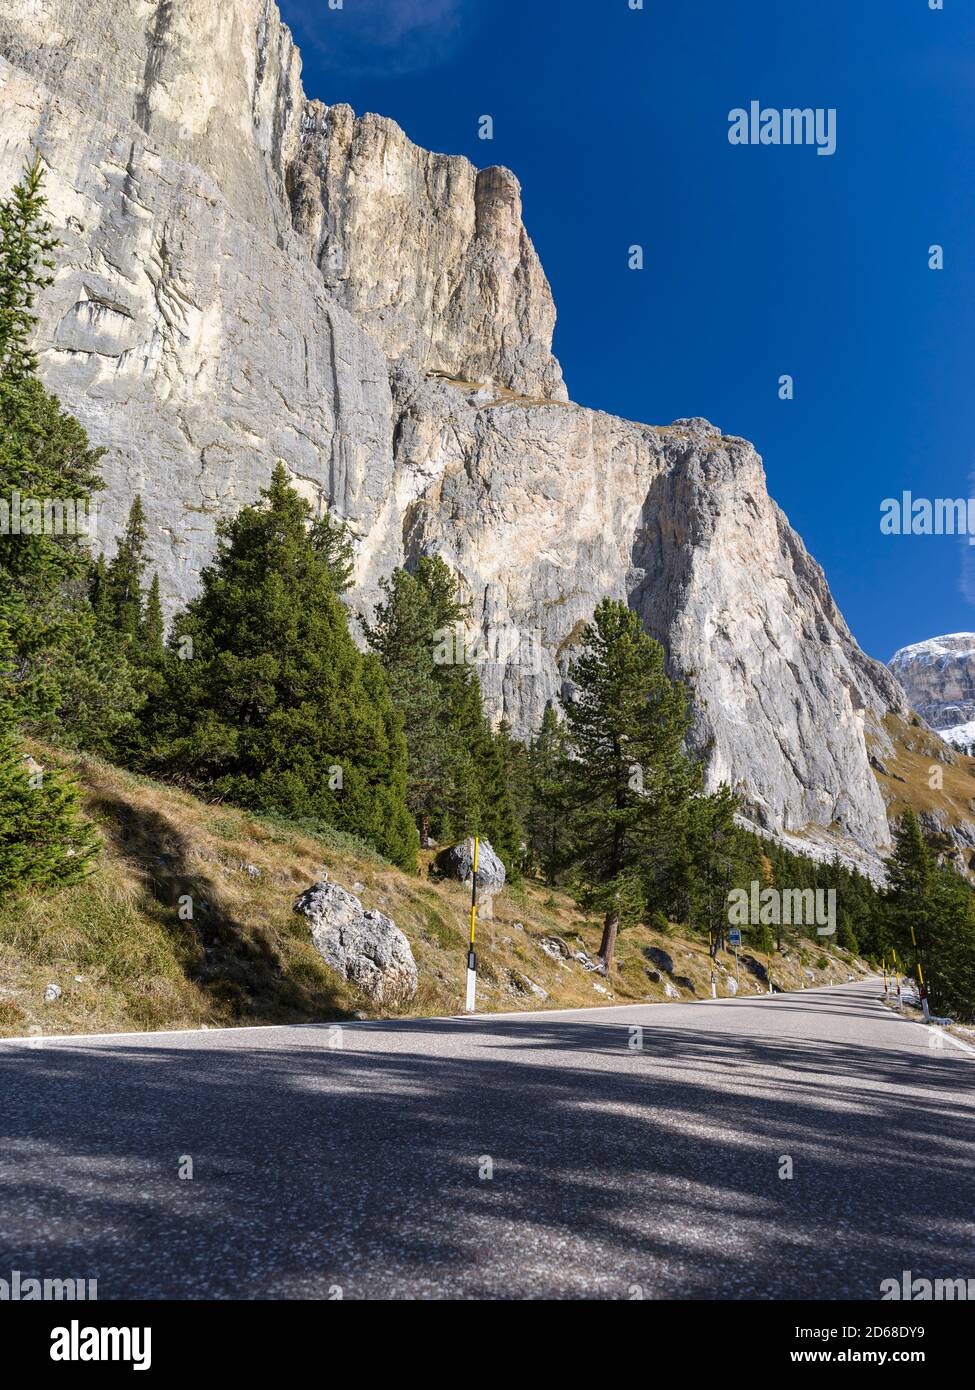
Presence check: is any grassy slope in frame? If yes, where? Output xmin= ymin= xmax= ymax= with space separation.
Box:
xmin=870 ymin=714 xmax=975 ymax=866
xmin=0 ymin=747 xmax=870 ymax=1039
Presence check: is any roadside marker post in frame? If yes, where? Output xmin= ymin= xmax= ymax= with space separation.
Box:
xmin=465 ymin=835 xmax=479 ymax=1013
xmin=708 ymin=929 xmax=717 ymax=998
xmin=908 ymin=923 xmax=932 ymax=1022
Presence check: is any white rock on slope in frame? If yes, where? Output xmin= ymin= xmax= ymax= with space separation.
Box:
xmin=434 ymin=838 xmax=506 ymax=894
xmin=293 ymin=879 xmax=417 ymax=1005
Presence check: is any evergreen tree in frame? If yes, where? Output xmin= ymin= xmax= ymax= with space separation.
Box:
xmin=87 ymin=498 xmax=170 ymax=763
xmin=525 ymin=705 xmax=572 ymax=884
xmin=311 ymin=505 xmax=355 ymax=594
xmin=0 ymin=618 xmax=98 ymax=895
xmin=0 ymin=151 xmax=56 ymax=380
xmin=926 ymin=866 xmax=975 ymax=1021
xmin=103 ymin=496 xmax=149 ymax=641
xmin=364 ymin=564 xmax=452 ymax=843
xmin=151 ymin=463 xmax=417 ymax=868
xmin=836 ymin=912 xmax=860 ymax=955
xmin=885 ymin=810 xmax=934 ymax=970
xmin=366 ymin=555 xmax=522 ymax=870
xmin=883 ymin=810 xmax=975 ymax=1019
xmin=0 ymin=376 xmax=106 ymax=724
xmin=886 ymin=811 xmax=932 ymax=903
xmin=751 ymin=921 xmax=775 ymax=958
xmin=0 ymin=159 xmax=141 ymax=752
xmin=465 ymin=707 xmax=522 ymax=875
xmin=684 ymin=784 xmax=744 ymax=951
xmin=116 ymin=571 xmax=169 ymax=768
xmin=140 ymin=573 xmax=166 ymax=664
xmin=88 ymin=554 xmax=113 ymax=626
xmin=563 ymin=598 xmax=694 ymax=973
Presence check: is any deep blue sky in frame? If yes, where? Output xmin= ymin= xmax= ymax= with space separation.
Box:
xmin=277 ymin=0 xmax=975 ymax=665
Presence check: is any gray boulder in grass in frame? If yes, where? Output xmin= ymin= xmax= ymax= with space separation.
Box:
xmin=294 ymin=877 xmax=417 ymax=1005
xmin=434 ymin=837 xmax=506 ymax=893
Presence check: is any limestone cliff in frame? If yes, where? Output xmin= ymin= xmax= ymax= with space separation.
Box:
xmin=0 ymin=0 xmax=942 ymax=872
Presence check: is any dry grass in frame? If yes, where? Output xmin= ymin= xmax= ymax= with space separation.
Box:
xmin=0 ymin=746 xmax=869 ymax=1039
xmin=423 ymin=371 xmax=568 ymax=410
xmin=870 ymin=714 xmax=975 ymax=853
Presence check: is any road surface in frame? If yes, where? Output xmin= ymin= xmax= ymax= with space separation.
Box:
xmin=1 ymin=981 xmax=972 ymax=1299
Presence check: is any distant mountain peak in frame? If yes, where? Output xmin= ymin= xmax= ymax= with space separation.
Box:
xmin=889 ymin=635 xmax=975 ymax=731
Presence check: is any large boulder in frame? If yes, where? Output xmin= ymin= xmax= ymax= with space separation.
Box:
xmin=294 ymin=878 xmax=417 ymax=1006
xmin=434 ymin=837 xmax=506 ymax=893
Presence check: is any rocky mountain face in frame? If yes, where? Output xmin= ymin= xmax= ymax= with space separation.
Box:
xmin=889 ymin=635 xmax=975 ymax=748
xmin=0 ymin=0 xmax=941 ymax=873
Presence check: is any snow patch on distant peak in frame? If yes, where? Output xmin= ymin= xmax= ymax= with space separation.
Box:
xmin=940 ymin=720 xmax=975 ymax=750
xmin=889 ymin=633 xmax=975 ymax=667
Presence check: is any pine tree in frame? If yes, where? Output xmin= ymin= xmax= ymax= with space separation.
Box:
xmin=115 ymin=571 xmax=169 ymax=769
xmin=103 ymin=496 xmax=149 ymax=641
xmin=0 ymin=159 xmax=141 ymax=752
xmin=0 ymin=377 xmax=106 ymax=723
xmin=525 ymin=705 xmax=571 ymax=884
xmin=0 ymin=618 xmax=98 ymax=895
xmin=926 ymin=867 xmax=975 ymax=1021
xmin=364 ymin=565 xmax=452 ymax=843
xmin=88 ymin=554 xmax=113 ymax=626
xmin=885 ymin=809 xmax=934 ymax=971
xmin=883 ymin=810 xmax=975 ymax=1019
xmin=365 ymin=555 xmax=522 ymax=870
xmin=152 ymin=463 xmax=417 ymax=868
xmin=564 ymin=598 xmax=694 ymax=973
xmin=836 ymin=912 xmax=860 ymax=955
xmin=311 ymin=504 xmax=355 ymax=594
xmin=140 ymin=573 xmax=165 ymax=664
xmin=492 ymin=719 xmax=529 ymax=877
xmin=466 ymin=710 xmax=522 ymax=875
xmin=887 ymin=810 xmax=932 ymax=905
xmin=0 ymin=152 xmax=56 ymax=380
xmin=684 ymin=784 xmax=743 ymax=951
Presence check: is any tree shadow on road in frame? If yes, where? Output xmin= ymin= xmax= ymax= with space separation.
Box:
xmin=0 ymin=1000 xmax=972 ymax=1300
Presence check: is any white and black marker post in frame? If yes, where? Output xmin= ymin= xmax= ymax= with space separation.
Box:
xmin=465 ymin=835 xmax=480 ymax=1013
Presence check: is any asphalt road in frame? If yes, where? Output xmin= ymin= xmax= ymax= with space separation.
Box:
xmin=1 ymin=981 xmax=972 ymax=1300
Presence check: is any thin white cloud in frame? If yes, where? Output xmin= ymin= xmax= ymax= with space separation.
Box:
xmin=281 ymin=0 xmax=482 ymax=79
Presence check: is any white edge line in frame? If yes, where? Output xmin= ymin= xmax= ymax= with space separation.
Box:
xmin=0 ymin=979 xmax=877 ymax=1048
xmin=891 ymin=1011 xmax=975 ymax=1059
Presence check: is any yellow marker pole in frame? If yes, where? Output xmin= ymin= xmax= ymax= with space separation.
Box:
xmin=912 ymin=928 xmax=932 ymax=1022
xmin=708 ymin=930 xmax=717 ymax=999
xmin=465 ymin=835 xmax=479 ymax=1013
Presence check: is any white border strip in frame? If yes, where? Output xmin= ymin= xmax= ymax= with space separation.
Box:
xmin=0 ymin=979 xmax=874 ymax=1047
